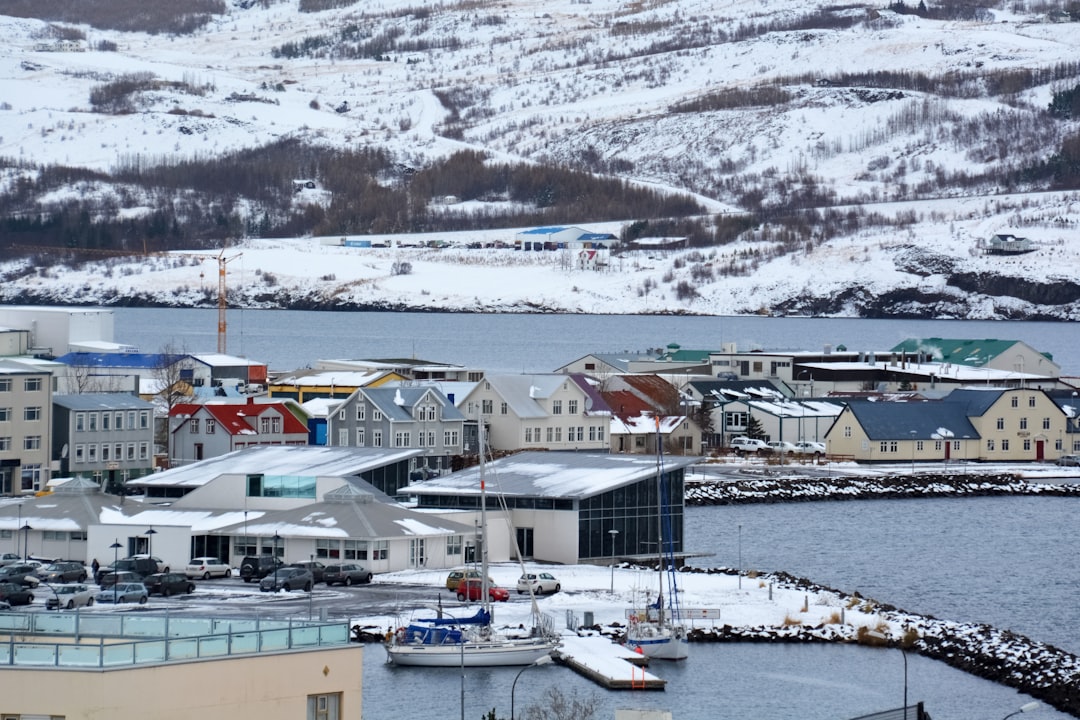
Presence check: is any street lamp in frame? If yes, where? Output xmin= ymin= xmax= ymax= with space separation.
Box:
xmin=909 ymin=430 xmax=917 ymax=474
xmin=511 ymin=655 xmax=553 ymax=720
xmin=110 ymin=539 xmax=122 ymax=604
xmin=20 ymin=523 xmax=31 ymax=561
xmin=737 ymin=524 xmax=742 ymax=590
xmin=273 ymin=533 xmax=282 ymax=591
xmin=608 ymin=528 xmax=619 ymax=594
xmin=145 ymin=527 xmax=157 ymax=559
xmin=1001 ymin=702 xmax=1042 ymax=720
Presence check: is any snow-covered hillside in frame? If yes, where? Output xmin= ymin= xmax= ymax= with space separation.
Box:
xmin=1 ymin=0 xmax=1079 ymax=318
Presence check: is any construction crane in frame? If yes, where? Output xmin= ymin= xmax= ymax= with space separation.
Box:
xmin=215 ymin=248 xmax=242 ymax=354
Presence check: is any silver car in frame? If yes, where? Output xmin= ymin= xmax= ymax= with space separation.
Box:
xmin=47 ymin=583 xmax=94 ymax=610
xmin=96 ymin=582 xmax=148 ymax=604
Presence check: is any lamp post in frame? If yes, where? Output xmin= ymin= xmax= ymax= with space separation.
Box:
xmin=511 ymin=655 xmax=553 ymax=720
xmin=145 ymin=527 xmax=157 ymax=559
xmin=20 ymin=523 xmax=31 ymax=561
xmin=962 ymin=435 xmax=970 ymax=474
xmin=273 ymin=533 xmax=282 ymax=591
xmin=608 ymin=528 xmax=619 ymax=594
xmin=1001 ymin=702 xmax=1042 ymax=720
xmin=866 ymin=630 xmax=908 ymax=717
xmin=737 ymin=523 xmax=742 ymax=590
xmin=110 ymin=539 xmax=122 ymax=604
xmin=909 ymin=430 xmax=917 ymax=473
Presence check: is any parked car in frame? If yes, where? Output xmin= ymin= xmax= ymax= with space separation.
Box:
xmin=98 ymin=570 xmax=144 ymax=589
xmin=323 ymin=563 xmax=372 ymax=586
xmin=1056 ymin=455 xmax=1080 ymax=467
xmin=794 ymin=441 xmax=827 ymax=456
xmin=127 ymin=555 xmax=168 ymax=573
xmin=289 ymin=560 xmax=326 ymax=583
xmin=730 ymin=437 xmax=771 ymax=455
xmin=456 ymin=578 xmax=509 ymax=603
xmin=185 ymin=556 xmax=232 ymax=579
xmin=40 ymin=561 xmax=88 ymax=583
xmin=96 ymin=557 xmax=158 ymax=583
xmin=0 ymin=581 xmax=34 ymax=606
xmin=0 ymin=553 xmax=22 ymax=567
xmin=0 ymin=563 xmax=41 ymax=587
xmin=516 ymin=572 xmax=561 ymax=595
xmin=445 ymin=568 xmax=493 ymax=591
xmin=259 ymin=567 xmax=313 ymax=592
xmin=143 ymin=572 xmax=195 ymax=596
xmin=96 ymin=582 xmax=148 ymax=604
xmin=45 ymin=583 xmax=93 ymax=610
xmin=767 ymin=440 xmax=799 ymax=455
xmin=239 ymin=555 xmax=285 ymax=583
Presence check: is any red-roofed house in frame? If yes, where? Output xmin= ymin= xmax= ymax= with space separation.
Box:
xmin=169 ymin=397 xmax=309 ymax=466
xmin=602 ymin=375 xmax=703 ymax=455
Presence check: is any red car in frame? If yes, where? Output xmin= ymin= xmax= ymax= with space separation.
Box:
xmin=456 ymin=578 xmax=509 ymax=602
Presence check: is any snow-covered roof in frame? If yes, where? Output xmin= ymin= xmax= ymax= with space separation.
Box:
xmin=403 ymin=451 xmax=697 ymax=500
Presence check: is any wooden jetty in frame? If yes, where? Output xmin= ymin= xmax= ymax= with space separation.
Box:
xmin=554 ymin=635 xmax=666 ymax=690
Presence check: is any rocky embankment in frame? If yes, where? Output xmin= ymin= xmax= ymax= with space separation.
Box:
xmin=685 ymin=472 xmax=1080 ymax=505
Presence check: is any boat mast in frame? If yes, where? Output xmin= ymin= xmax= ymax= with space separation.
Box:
xmin=479 ymin=419 xmax=490 ymax=619
xmin=654 ymin=415 xmax=665 ymax=627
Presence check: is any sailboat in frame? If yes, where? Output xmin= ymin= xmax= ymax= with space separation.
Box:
xmin=624 ymin=416 xmax=689 ymax=661
xmin=384 ymin=423 xmax=559 ymax=667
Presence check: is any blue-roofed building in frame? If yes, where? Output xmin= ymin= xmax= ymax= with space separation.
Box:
xmin=54 ymin=351 xmax=206 ymax=391
xmin=825 ymin=387 xmax=1070 ymax=463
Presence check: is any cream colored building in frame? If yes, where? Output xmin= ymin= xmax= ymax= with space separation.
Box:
xmin=0 ymin=611 xmax=361 ymax=720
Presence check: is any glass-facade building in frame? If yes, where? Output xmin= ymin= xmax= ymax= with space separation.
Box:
xmin=578 ymin=467 xmax=684 ymax=561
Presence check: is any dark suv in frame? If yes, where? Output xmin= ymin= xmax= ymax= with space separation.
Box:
xmin=96 ymin=557 xmax=157 ymax=583
xmin=41 ymin=561 xmax=87 ymax=583
xmin=239 ymin=555 xmax=285 ymax=583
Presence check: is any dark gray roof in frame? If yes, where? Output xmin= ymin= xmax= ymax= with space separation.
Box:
xmin=363 ymin=386 xmax=465 ymax=422
xmin=942 ymin=388 xmax=1007 ymax=417
xmin=844 ymin=401 xmax=977 ymax=440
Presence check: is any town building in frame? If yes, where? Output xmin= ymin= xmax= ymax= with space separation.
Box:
xmin=169 ymin=397 xmax=310 ymax=465
xmin=0 ymin=359 xmax=53 ymax=495
xmin=0 ymin=610 xmax=361 ymax=720
xmin=51 ymin=392 xmax=156 ymax=491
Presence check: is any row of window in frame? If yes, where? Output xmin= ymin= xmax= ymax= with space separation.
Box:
xmin=341 ymin=429 xmax=462 ymax=448
xmin=73 ymin=442 xmax=150 ymax=464
xmin=343 ymin=405 xmax=441 ymax=423
xmin=310 ymin=538 xmax=390 ymax=560
xmin=0 ymin=377 xmax=42 ymax=392
xmin=0 ymin=407 xmax=43 ymax=422
xmin=187 ymin=416 xmax=282 ymax=434
xmin=467 ymin=398 xmax=583 ymax=416
xmin=994 ymin=416 xmax=1052 ymax=431
xmin=75 ymin=410 xmax=151 ymax=432
xmin=523 ymin=425 xmax=605 ymax=443
xmin=0 ymin=436 xmax=42 ymax=451
xmin=0 ymin=529 xmax=88 ymax=541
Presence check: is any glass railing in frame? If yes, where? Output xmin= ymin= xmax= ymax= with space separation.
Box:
xmin=0 ymin=612 xmax=352 ymax=669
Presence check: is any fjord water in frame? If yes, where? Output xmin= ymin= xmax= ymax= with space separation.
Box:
xmin=113 ymin=309 xmax=1079 ymax=718
xmin=113 ymin=308 xmax=1079 ymax=375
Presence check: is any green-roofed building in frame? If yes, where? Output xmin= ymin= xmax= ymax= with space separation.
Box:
xmin=890 ymin=338 xmax=1059 ymax=378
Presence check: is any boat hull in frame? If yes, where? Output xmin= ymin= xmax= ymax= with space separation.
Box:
xmin=385 ymin=638 xmax=558 ymax=667
xmin=625 ymin=625 xmax=689 ymax=661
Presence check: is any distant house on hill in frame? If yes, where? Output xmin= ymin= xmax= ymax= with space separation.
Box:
xmin=985 ymin=233 xmax=1033 ymax=254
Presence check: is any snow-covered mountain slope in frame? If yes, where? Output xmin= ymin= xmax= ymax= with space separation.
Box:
xmin=1 ymin=0 xmax=1079 ymax=318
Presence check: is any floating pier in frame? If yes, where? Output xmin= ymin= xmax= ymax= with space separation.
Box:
xmin=554 ymin=635 xmax=666 ymax=690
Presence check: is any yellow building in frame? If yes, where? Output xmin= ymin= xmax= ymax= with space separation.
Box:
xmin=0 ymin=611 xmax=361 ymax=720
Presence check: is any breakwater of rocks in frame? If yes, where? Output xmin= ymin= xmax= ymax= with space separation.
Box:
xmin=685 ymin=472 xmax=1080 ymax=505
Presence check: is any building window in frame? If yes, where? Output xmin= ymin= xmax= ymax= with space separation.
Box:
xmin=101 ymin=412 xmax=110 ymax=431
xmin=1023 ymin=439 xmax=1031 ymax=451
xmin=357 ymin=405 xmax=365 ymax=421
xmin=395 ymin=431 xmax=411 ymax=447
xmin=373 ymin=409 xmax=383 ymax=422
xmin=1019 ymin=418 xmax=1028 ymax=430
xmin=115 ymin=412 xmax=124 ymax=430
xmin=21 ymin=463 xmax=41 ymax=491
xmin=888 ymin=441 xmax=898 ymax=453
xmin=373 ymin=430 xmax=382 ymax=447
xmin=139 ymin=442 xmax=149 ymax=460
xmin=569 ymin=399 xmax=578 ymax=414
xmin=500 ymin=402 xmax=507 ymax=415
xmin=356 ymin=429 xmax=365 ymax=446
xmin=934 ymin=441 xmax=942 ymax=451
xmin=102 ymin=444 xmax=110 ymax=461
xmin=0 ymin=436 xmax=10 ymax=451
xmin=916 ymin=440 xmax=924 ymax=451
xmin=43 ymin=530 xmax=66 ymax=541
xmin=75 ymin=413 xmax=86 ymax=432
xmin=880 ymin=441 xmax=888 ymax=453
xmin=206 ymin=419 xmax=216 ymax=434
xmin=371 ymin=540 xmax=388 ymax=560
xmin=140 ymin=411 xmax=150 ymax=429
xmin=1029 ymin=395 xmax=1036 ymax=407
xmin=128 ymin=410 xmax=136 ymax=428
xmin=552 ymin=400 xmax=562 ymax=415
xmin=444 ymin=430 xmax=459 ymax=446
xmin=987 ymin=439 xmax=995 ymax=452
xmin=88 ymin=444 xmax=98 ymax=462
xmin=316 ymin=538 xmax=340 ymax=559
xmin=24 ymin=378 xmax=42 ymax=392
xmin=0 ymin=407 xmax=9 ymax=422
xmin=74 ymin=444 xmax=85 ymax=462
xmin=260 ymin=417 xmax=270 ymax=433
xmin=126 ymin=443 xmax=135 ymax=460
xmin=996 ymin=418 xmax=1005 ymax=430
xmin=272 ymin=417 xmax=282 ymax=433
xmin=481 ymin=400 xmax=493 ymax=415
xmin=554 ymin=427 xmax=562 ymax=442
xmin=24 ymin=435 xmax=41 ymax=450
xmin=235 ymin=536 xmax=258 ymax=556
xmin=1002 ymin=439 xmax=1010 ymax=451
xmin=191 ymin=418 xmax=200 ymax=434
xmin=24 ymin=406 xmax=41 ymax=421
xmin=546 ymin=427 xmax=553 ymax=443
xmin=0 ymin=378 xmax=9 ymax=391
xmin=71 ymin=531 xmax=87 ymax=541
xmin=843 ymin=426 xmax=852 ymax=438
xmin=447 ymin=535 xmax=463 ymax=555
xmin=597 ymin=426 xmax=604 ymax=442
xmin=1011 ymin=396 xmax=1019 ymax=408
xmin=308 ymin=692 xmax=341 ymax=720
xmin=343 ymin=540 xmax=364 ymax=560
xmin=339 ymin=409 xmax=346 ymax=421
xmin=1043 ymin=417 xmax=1051 ymax=430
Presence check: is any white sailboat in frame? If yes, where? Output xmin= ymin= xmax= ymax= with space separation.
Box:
xmin=624 ymin=416 xmax=689 ymax=661
xmin=384 ymin=423 xmax=559 ymax=667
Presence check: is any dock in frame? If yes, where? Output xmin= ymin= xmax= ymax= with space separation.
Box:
xmin=554 ymin=635 xmax=666 ymax=690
